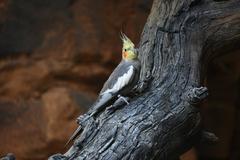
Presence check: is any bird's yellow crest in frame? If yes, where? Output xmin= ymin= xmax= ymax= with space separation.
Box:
xmin=120 ymin=32 xmax=137 ymax=60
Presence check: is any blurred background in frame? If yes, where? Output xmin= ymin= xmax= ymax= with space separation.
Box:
xmin=0 ymin=0 xmax=239 ymax=160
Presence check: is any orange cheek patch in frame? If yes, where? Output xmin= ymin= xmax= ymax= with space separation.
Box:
xmin=122 ymin=52 xmax=128 ymax=58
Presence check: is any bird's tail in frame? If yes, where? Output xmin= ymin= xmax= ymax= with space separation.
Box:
xmin=89 ymin=93 xmax=116 ymax=117
xmin=65 ymin=93 xmax=116 ymax=146
xmin=65 ymin=126 xmax=82 ymax=147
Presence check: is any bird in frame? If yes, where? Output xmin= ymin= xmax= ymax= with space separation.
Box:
xmin=66 ymin=32 xmax=141 ymax=145
xmin=88 ymin=32 xmax=141 ymax=116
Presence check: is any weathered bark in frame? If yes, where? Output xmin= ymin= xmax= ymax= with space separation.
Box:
xmin=50 ymin=0 xmax=240 ymax=159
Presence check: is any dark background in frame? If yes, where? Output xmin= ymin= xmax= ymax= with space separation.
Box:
xmin=0 ymin=0 xmax=239 ymax=160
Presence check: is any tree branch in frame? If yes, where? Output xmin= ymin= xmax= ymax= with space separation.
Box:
xmin=50 ymin=0 xmax=240 ymax=159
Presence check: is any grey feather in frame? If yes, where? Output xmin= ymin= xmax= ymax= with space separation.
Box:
xmin=65 ymin=126 xmax=82 ymax=146
xmin=89 ymin=92 xmax=116 ymax=116
xmin=67 ymin=59 xmax=140 ymax=144
xmin=89 ymin=59 xmax=140 ymax=116
xmin=100 ymin=60 xmax=140 ymax=94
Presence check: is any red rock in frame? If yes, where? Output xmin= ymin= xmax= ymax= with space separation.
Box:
xmin=0 ymin=0 xmax=152 ymax=159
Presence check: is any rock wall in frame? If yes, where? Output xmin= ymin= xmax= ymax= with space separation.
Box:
xmin=0 ymin=0 xmax=152 ymax=159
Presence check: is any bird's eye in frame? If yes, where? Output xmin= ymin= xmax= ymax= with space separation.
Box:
xmin=124 ymin=49 xmax=127 ymax=52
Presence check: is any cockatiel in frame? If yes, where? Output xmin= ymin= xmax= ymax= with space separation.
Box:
xmin=67 ymin=32 xmax=141 ymax=144
xmin=88 ymin=32 xmax=140 ymax=117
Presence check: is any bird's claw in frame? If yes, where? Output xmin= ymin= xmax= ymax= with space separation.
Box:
xmin=117 ymin=95 xmax=129 ymax=105
xmin=106 ymin=96 xmax=130 ymax=114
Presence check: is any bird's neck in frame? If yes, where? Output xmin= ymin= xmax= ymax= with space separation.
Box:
xmin=122 ymin=58 xmax=137 ymax=62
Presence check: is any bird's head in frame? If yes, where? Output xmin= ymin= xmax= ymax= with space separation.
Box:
xmin=120 ymin=32 xmax=137 ymax=60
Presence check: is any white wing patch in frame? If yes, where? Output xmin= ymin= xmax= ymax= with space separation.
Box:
xmin=101 ymin=66 xmax=134 ymax=95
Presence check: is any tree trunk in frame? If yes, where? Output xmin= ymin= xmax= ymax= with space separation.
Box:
xmin=50 ymin=0 xmax=240 ymax=159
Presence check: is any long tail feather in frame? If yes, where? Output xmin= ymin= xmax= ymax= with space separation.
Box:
xmin=65 ymin=126 xmax=82 ymax=147
xmin=89 ymin=93 xmax=115 ymax=117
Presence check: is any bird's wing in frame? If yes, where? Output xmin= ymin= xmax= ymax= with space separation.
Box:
xmin=88 ymin=64 xmax=136 ymax=116
xmin=100 ymin=65 xmax=135 ymax=95
xmin=100 ymin=61 xmax=136 ymax=95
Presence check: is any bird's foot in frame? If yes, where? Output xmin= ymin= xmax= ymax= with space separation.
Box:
xmin=106 ymin=96 xmax=130 ymax=113
xmin=117 ymin=95 xmax=129 ymax=105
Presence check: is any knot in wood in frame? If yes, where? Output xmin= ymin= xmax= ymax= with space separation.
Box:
xmin=182 ymin=86 xmax=208 ymax=105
